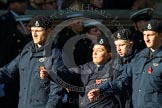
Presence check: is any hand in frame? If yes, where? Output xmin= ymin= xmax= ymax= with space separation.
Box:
xmin=87 ymin=89 xmax=100 ymax=102
xmin=40 ymin=66 xmax=48 ymax=79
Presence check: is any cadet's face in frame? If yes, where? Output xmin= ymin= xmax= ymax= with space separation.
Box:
xmin=31 ymin=27 xmax=49 ymax=47
xmin=88 ymin=27 xmax=102 ymax=37
xmin=90 ymin=0 xmax=103 ymax=8
xmin=42 ymin=0 xmax=57 ymax=10
xmin=114 ymin=40 xmax=133 ymax=57
xmin=11 ymin=2 xmax=26 ymax=15
xmin=143 ymin=31 xmax=162 ymax=52
xmin=92 ymin=44 xmax=111 ymax=65
xmin=70 ymin=19 xmax=83 ymax=33
xmin=135 ymin=20 xmax=148 ymax=32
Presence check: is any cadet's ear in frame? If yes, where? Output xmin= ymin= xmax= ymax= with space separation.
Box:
xmin=46 ymin=28 xmax=53 ymax=34
xmin=109 ymin=52 xmax=112 ymax=57
xmin=108 ymin=53 xmax=112 ymax=61
xmin=106 ymin=52 xmax=112 ymax=60
xmin=159 ymin=32 xmax=162 ymax=37
xmin=129 ymin=41 xmax=134 ymax=47
xmin=159 ymin=33 xmax=162 ymax=42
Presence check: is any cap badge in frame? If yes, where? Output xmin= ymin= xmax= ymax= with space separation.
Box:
xmin=117 ymin=33 xmax=121 ymax=39
xmin=147 ymin=24 xmax=152 ymax=30
xmin=99 ymin=39 xmax=104 ymax=44
xmin=35 ymin=21 xmax=39 ymax=27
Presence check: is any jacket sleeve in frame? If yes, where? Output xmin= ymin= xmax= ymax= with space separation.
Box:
xmin=45 ymin=81 xmax=64 ymax=108
xmin=0 ymin=54 xmax=20 ymax=83
xmin=45 ymin=48 xmax=66 ymax=108
xmin=48 ymin=48 xmax=80 ymax=86
xmin=99 ymin=64 xmax=132 ymax=94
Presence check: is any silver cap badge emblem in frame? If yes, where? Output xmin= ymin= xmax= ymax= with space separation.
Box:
xmin=35 ymin=21 xmax=39 ymax=27
xmin=99 ymin=39 xmax=104 ymax=44
xmin=147 ymin=24 xmax=152 ymax=30
xmin=117 ymin=33 xmax=121 ymax=39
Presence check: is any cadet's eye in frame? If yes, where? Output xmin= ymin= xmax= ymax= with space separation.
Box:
xmin=31 ymin=29 xmax=45 ymax=32
xmin=98 ymin=49 xmax=103 ymax=52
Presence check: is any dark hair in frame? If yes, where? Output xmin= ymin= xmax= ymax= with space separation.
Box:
xmin=84 ymin=25 xmax=97 ymax=33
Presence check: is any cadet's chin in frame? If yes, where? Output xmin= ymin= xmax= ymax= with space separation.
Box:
xmin=146 ymin=44 xmax=151 ymax=48
xmin=33 ymin=41 xmax=38 ymax=44
xmin=93 ymin=61 xmax=98 ymax=65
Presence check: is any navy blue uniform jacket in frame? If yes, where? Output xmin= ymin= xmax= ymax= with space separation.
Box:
xmin=69 ymin=61 xmax=120 ymax=108
xmin=100 ymin=47 xmax=162 ymax=108
xmin=0 ymin=41 xmax=65 ymax=108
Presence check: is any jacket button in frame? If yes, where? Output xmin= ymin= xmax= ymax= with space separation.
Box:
xmin=139 ymin=89 xmax=141 ymax=92
xmin=17 ymin=39 xmax=21 ymax=43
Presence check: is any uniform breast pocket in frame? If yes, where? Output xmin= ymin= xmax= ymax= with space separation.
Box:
xmin=149 ymin=67 xmax=162 ymax=84
xmin=150 ymin=66 xmax=162 ymax=77
xmin=19 ymin=61 xmax=26 ymax=71
xmin=32 ymin=70 xmax=50 ymax=93
xmin=19 ymin=58 xmax=28 ymax=73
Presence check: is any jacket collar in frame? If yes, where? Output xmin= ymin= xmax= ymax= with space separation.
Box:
xmin=142 ymin=46 xmax=162 ymax=60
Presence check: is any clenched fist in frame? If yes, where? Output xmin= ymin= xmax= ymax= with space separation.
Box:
xmin=40 ymin=66 xmax=48 ymax=79
xmin=87 ymin=89 xmax=100 ymax=102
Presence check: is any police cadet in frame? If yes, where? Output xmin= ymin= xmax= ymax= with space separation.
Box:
xmin=113 ymin=29 xmax=138 ymax=108
xmin=0 ymin=15 xmax=66 ymax=108
xmin=130 ymin=8 xmax=154 ymax=51
xmin=40 ymin=35 xmax=121 ymax=107
xmin=87 ymin=19 xmax=162 ymax=108
xmin=63 ymin=35 xmax=120 ymax=108
xmin=113 ymin=29 xmax=138 ymax=71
